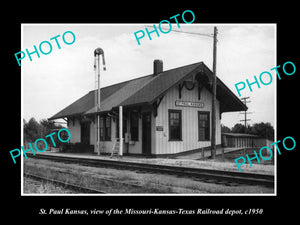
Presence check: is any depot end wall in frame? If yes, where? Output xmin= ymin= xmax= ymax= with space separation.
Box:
xmin=154 ymin=84 xmax=221 ymax=155
xmin=68 ymin=115 xmax=143 ymax=155
xmin=68 ymin=118 xmax=80 ymax=143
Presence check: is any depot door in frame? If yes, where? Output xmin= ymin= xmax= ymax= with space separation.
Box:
xmin=81 ymin=122 xmax=90 ymax=146
xmin=142 ymin=112 xmax=151 ymax=155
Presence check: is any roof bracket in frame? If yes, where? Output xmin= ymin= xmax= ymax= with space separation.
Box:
xmin=153 ymin=95 xmax=164 ymax=117
xmin=198 ymin=80 xmax=204 ymax=100
xmin=178 ymin=83 xmax=184 ymax=99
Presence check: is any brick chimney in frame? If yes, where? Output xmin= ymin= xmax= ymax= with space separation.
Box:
xmin=153 ymin=59 xmax=163 ymax=76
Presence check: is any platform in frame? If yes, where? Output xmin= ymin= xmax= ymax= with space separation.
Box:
xmin=173 ymin=147 xmax=244 ymax=160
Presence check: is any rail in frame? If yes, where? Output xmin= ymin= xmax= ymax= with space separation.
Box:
xmin=26 ymin=154 xmax=274 ymax=188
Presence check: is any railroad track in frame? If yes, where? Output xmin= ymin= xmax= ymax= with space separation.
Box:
xmin=24 ymin=169 xmax=178 ymax=194
xmin=24 ymin=172 xmax=106 ymax=194
xmin=27 ymin=154 xmax=274 ymax=188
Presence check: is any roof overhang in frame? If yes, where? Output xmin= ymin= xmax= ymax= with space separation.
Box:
xmin=48 ymin=61 xmax=247 ymax=120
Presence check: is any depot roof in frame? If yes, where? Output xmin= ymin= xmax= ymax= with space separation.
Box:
xmin=49 ymin=61 xmax=247 ymax=120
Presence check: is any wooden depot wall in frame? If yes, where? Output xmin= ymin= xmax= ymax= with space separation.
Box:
xmin=154 ymin=84 xmax=221 ymax=155
xmin=67 ymin=81 xmax=221 ymax=156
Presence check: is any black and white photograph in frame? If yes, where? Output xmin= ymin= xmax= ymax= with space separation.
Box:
xmin=4 ymin=3 xmax=299 ymax=219
xmin=21 ymin=23 xmax=276 ymax=195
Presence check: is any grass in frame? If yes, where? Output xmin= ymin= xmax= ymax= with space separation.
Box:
xmin=23 ymin=157 xmax=274 ymax=194
xmin=23 ymin=177 xmax=76 ymax=194
xmin=24 ymin=159 xmax=163 ymax=193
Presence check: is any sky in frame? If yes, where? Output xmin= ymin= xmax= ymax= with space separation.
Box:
xmin=22 ymin=24 xmax=276 ymax=129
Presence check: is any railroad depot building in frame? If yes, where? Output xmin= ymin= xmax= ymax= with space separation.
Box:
xmin=49 ymin=60 xmax=247 ymax=157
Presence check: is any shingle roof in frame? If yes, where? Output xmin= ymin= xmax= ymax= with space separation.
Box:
xmin=48 ymin=80 xmax=130 ymax=120
xmin=120 ymin=62 xmax=202 ymax=106
xmin=49 ymin=61 xmax=247 ymax=120
xmin=84 ymin=73 xmax=154 ymax=115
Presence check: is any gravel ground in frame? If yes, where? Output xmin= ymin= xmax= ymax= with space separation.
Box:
xmin=36 ymin=152 xmax=275 ymax=175
xmin=23 ymin=157 xmax=275 ymax=194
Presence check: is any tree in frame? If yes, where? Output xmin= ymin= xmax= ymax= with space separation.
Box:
xmin=229 ymin=122 xmax=274 ymax=141
xmin=221 ymin=124 xmax=231 ymax=133
xmin=24 ymin=117 xmax=43 ymax=142
xmin=250 ymin=122 xmax=274 ymax=141
xmin=40 ymin=119 xmax=62 ymax=134
xmin=231 ymin=123 xmax=245 ymax=133
xmin=23 ymin=117 xmax=64 ymax=144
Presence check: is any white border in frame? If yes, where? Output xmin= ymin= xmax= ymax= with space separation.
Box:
xmin=21 ymin=23 xmax=277 ymax=197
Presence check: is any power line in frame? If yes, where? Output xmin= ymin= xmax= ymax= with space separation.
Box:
xmin=144 ymin=25 xmax=214 ymax=38
xmin=145 ymin=25 xmax=217 ymax=158
xmin=240 ymin=97 xmax=252 ymax=133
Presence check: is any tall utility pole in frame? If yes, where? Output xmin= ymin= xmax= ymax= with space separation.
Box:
xmin=211 ymin=26 xmax=218 ymax=159
xmin=146 ymin=25 xmax=218 ymax=159
xmin=240 ymin=97 xmax=251 ymax=133
xmin=94 ymin=48 xmax=106 ymax=155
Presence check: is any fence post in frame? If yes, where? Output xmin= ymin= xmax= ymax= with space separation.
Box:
xmin=243 ymin=148 xmax=247 ymax=164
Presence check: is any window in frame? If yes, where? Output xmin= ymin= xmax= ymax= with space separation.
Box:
xmin=100 ymin=115 xmax=111 ymax=141
xmin=105 ymin=116 xmax=111 ymax=140
xmin=130 ymin=111 xmax=139 ymax=141
xmin=198 ymin=112 xmax=210 ymax=141
xmin=169 ymin=110 xmax=182 ymax=141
